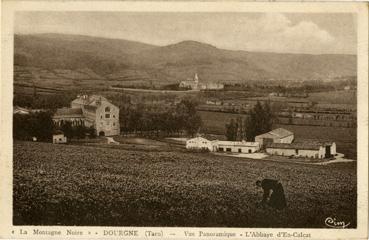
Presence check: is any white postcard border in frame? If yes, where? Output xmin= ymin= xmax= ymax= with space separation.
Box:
xmin=1 ymin=1 xmax=368 ymax=239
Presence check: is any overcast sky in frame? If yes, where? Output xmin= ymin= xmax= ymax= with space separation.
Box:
xmin=15 ymin=12 xmax=356 ymax=55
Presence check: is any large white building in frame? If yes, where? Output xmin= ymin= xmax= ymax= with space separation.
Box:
xmin=179 ymin=73 xmax=200 ymax=90
xmin=185 ymin=137 xmax=260 ymax=153
xmin=179 ymin=73 xmax=224 ymax=90
xmin=266 ymin=141 xmax=336 ymax=159
xmin=213 ymin=140 xmax=260 ymax=153
xmin=255 ymin=128 xmax=294 ymax=147
xmin=186 ymin=137 xmax=215 ymax=151
xmin=53 ymin=95 xmax=120 ymax=136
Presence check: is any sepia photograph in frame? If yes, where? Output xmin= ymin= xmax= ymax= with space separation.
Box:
xmin=1 ymin=2 xmax=367 ymax=238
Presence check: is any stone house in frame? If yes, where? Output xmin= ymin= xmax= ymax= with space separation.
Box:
xmin=53 ymin=95 xmax=120 ymax=136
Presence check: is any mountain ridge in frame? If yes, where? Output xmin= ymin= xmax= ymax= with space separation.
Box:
xmin=14 ymin=33 xmax=357 ymax=86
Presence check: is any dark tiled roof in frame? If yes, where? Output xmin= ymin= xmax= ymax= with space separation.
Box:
xmin=72 ymin=95 xmax=108 ymax=106
xmin=53 ymin=108 xmax=84 ymax=118
xmin=53 ymin=130 xmax=64 ymax=135
xmin=83 ymin=105 xmax=97 ymax=112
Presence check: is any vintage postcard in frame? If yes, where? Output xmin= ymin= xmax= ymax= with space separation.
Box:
xmin=0 ymin=1 xmax=368 ymax=240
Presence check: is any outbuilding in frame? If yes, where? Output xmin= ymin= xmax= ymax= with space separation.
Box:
xmin=186 ymin=137 xmax=214 ymax=151
xmin=266 ymin=141 xmax=336 ymax=159
xmin=255 ymin=128 xmax=294 ymax=147
xmin=53 ymin=131 xmax=67 ymax=144
xmin=213 ymin=140 xmax=260 ymax=153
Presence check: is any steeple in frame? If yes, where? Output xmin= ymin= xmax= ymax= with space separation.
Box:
xmin=194 ymin=73 xmax=199 ymax=83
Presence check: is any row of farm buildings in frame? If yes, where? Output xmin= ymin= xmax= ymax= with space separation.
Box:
xmin=186 ymin=128 xmax=336 ymax=159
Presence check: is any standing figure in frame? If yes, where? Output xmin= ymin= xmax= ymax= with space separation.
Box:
xmin=256 ymin=179 xmax=287 ymax=210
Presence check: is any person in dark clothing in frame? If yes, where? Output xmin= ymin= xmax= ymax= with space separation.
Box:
xmin=256 ymin=179 xmax=287 ymax=210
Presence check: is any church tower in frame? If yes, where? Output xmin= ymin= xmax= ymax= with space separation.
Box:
xmin=193 ymin=73 xmax=199 ymax=90
xmin=194 ymin=73 xmax=199 ymax=83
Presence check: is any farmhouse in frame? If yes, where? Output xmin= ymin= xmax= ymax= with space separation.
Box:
xmin=186 ymin=137 xmax=215 ymax=151
xmin=255 ymin=128 xmax=294 ymax=147
xmin=53 ymin=95 xmax=120 ymax=136
xmin=52 ymin=131 xmax=67 ymax=144
xmin=266 ymin=141 xmax=336 ymax=159
xmin=213 ymin=140 xmax=260 ymax=153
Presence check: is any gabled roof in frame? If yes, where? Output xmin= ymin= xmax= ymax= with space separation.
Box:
xmin=269 ymin=128 xmax=293 ymax=138
xmin=216 ymin=141 xmax=260 ymax=147
xmin=72 ymin=95 xmax=108 ymax=106
xmin=83 ymin=104 xmax=97 ymax=113
xmin=53 ymin=108 xmax=84 ymax=118
xmin=187 ymin=136 xmax=211 ymax=142
xmin=256 ymin=128 xmax=293 ymax=139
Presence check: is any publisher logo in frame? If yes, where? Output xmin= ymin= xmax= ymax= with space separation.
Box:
xmin=325 ymin=217 xmax=350 ymax=229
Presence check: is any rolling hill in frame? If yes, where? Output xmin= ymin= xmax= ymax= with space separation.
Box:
xmin=14 ymin=33 xmax=357 ymax=91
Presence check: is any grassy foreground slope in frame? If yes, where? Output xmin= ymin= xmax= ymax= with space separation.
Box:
xmin=13 ymin=141 xmax=356 ymax=227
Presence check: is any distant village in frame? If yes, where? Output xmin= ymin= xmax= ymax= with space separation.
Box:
xmin=179 ymin=73 xmax=224 ymax=90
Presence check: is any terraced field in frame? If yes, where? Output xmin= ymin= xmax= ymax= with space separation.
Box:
xmin=13 ymin=141 xmax=356 ymax=227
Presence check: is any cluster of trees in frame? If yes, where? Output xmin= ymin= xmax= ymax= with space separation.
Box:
xmin=13 ymin=111 xmax=54 ymax=141
xmin=14 ymin=93 xmax=75 ymax=109
xmin=224 ymin=77 xmax=357 ymax=94
xmin=58 ymin=122 xmax=96 ymax=139
xmin=120 ymin=99 xmax=202 ymax=137
xmin=225 ymin=101 xmax=274 ymax=141
xmin=13 ymin=111 xmax=96 ymax=142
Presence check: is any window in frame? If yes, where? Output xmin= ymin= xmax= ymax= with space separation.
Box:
xmin=113 ymin=115 xmax=115 ymax=118
xmin=105 ymin=114 xmax=110 ymax=118
xmin=101 ymin=115 xmax=102 ymax=119
xmin=59 ymin=138 xmax=62 ymax=141
xmin=226 ymin=148 xmax=231 ymax=152
xmin=238 ymin=149 xmax=242 ymax=153
xmin=295 ymin=149 xmax=299 ymax=155
xmin=219 ymin=147 xmax=224 ymax=152
xmin=113 ymin=123 xmax=115 ymax=126
xmin=248 ymin=149 xmax=252 ymax=153
xmin=105 ymin=107 xmax=110 ymax=112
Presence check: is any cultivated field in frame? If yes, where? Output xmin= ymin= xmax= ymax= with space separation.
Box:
xmin=308 ymin=90 xmax=356 ymax=105
xmin=274 ymin=124 xmax=357 ymax=159
xmin=14 ymin=141 xmax=356 ymax=227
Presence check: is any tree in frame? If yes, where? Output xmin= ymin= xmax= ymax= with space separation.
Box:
xmin=13 ymin=111 xmax=54 ymax=141
xmin=60 ymin=121 xmax=73 ymax=139
xmin=225 ymin=118 xmax=237 ymax=141
xmin=244 ymin=101 xmax=275 ymax=141
xmin=87 ymin=125 xmax=96 ymax=138
xmin=175 ymin=99 xmax=202 ymax=137
xmin=74 ymin=125 xmax=87 ymax=139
